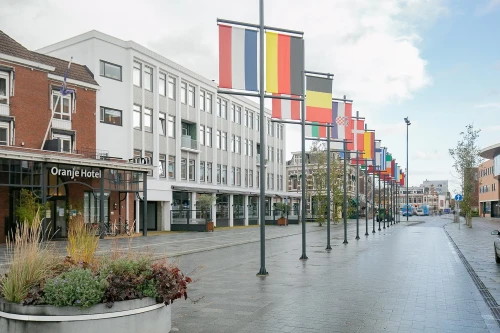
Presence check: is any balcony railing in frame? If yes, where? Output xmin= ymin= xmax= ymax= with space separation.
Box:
xmin=0 ymin=104 xmax=9 ymax=116
xmin=52 ymin=118 xmax=72 ymax=130
xmin=181 ymin=135 xmax=197 ymax=150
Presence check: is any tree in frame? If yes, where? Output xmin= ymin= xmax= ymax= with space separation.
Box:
xmin=196 ymin=194 xmax=214 ymax=221
xmin=15 ymin=189 xmax=48 ymax=227
xmin=449 ymin=124 xmax=481 ymax=227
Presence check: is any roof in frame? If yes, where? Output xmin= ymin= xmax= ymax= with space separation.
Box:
xmin=480 ymin=143 xmax=500 ymax=160
xmin=0 ymin=30 xmax=98 ymax=86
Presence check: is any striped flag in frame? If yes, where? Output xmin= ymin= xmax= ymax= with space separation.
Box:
xmin=305 ymin=76 xmax=333 ymax=123
xmin=375 ymin=142 xmax=383 ymax=171
xmin=266 ymin=32 xmax=303 ymax=95
xmin=384 ymin=153 xmax=392 ymax=176
xmin=305 ymin=123 xmax=327 ymax=138
xmin=347 ymin=119 xmax=365 ymax=153
xmin=272 ymin=94 xmax=300 ymax=120
xmin=218 ymin=25 xmax=258 ymax=92
xmin=363 ymin=131 xmax=375 ymax=165
xmin=331 ymin=101 xmax=353 ymax=140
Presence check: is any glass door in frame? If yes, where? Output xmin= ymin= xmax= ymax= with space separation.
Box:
xmin=54 ymin=199 xmax=67 ymax=238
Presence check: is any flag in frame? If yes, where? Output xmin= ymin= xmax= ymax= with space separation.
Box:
xmin=305 ymin=76 xmax=333 ymax=123
xmin=385 ymin=153 xmax=392 ymax=175
xmin=347 ymin=119 xmax=365 ymax=153
xmin=266 ymin=32 xmax=303 ymax=95
xmin=305 ymin=123 xmax=327 ymax=138
xmin=391 ymin=159 xmax=396 ymax=179
xmin=331 ymin=101 xmax=353 ymax=140
xmin=375 ymin=142 xmax=383 ymax=171
xmin=272 ymin=94 xmax=300 ymax=120
xmin=363 ymin=131 xmax=375 ymax=164
xmin=400 ymin=172 xmax=405 ymax=186
xmin=394 ymin=163 xmax=399 ymax=180
xmin=218 ymin=25 xmax=258 ymax=92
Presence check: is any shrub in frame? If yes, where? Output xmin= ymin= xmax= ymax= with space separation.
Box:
xmin=1 ymin=213 xmax=55 ymax=303
xmin=150 ymin=261 xmax=192 ymax=305
xmin=43 ymin=269 xmax=108 ymax=308
xmin=66 ymin=215 xmax=99 ymax=265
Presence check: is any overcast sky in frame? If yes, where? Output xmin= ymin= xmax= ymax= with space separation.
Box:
xmin=2 ymin=0 xmax=500 ymax=195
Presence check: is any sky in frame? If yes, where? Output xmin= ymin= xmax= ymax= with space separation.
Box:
xmin=1 ymin=0 xmax=499 ymax=195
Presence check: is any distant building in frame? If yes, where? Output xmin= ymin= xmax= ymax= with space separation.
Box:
xmin=478 ymin=157 xmax=498 ymax=217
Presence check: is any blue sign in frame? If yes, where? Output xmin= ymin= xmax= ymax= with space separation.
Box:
xmin=455 ymin=194 xmax=463 ymax=202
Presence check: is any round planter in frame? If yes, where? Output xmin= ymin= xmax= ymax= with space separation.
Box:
xmin=0 ymin=297 xmax=171 ymax=333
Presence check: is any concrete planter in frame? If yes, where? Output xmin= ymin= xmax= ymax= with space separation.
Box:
xmin=0 ymin=297 xmax=171 ymax=333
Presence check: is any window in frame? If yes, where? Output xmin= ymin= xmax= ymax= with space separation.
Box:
xmin=133 ymin=61 xmax=141 ymax=87
xmin=52 ymin=91 xmax=71 ymax=120
xmin=249 ymin=170 xmax=253 ymax=187
xmin=267 ymin=119 xmax=274 ymax=136
xmin=249 ymin=140 xmax=253 ymax=157
xmin=0 ymin=72 xmax=8 ymax=104
xmin=159 ymin=154 xmax=166 ymax=178
xmin=199 ymin=90 xmax=206 ymax=111
xmin=199 ymin=125 xmax=205 ymax=145
xmin=181 ymin=158 xmax=187 ymax=180
xmin=244 ymin=110 xmax=248 ymax=127
xmin=245 ymin=169 xmax=248 ymax=187
xmin=217 ymin=98 xmax=221 ymax=117
xmin=217 ymin=164 xmax=221 ymax=184
xmin=271 ymin=174 xmax=274 ymax=190
xmin=236 ymin=168 xmax=241 ymax=186
xmin=168 ymin=156 xmax=175 ymax=178
xmin=100 ymin=60 xmax=122 ymax=81
xmin=206 ymin=93 xmax=212 ymax=113
xmin=181 ymin=82 xmax=187 ymax=104
xmin=256 ymin=114 xmax=260 ymax=131
xmin=233 ymin=105 xmax=241 ymax=124
xmin=231 ymin=135 xmax=235 ymax=152
xmin=159 ymin=112 xmax=166 ymax=135
xmin=53 ymin=133 xmax=71 ymax=153
xmin=189 ymin=159 xmax=195 ymax=181
xmin=0 ymin=123 xmax=8 ymax=146
xmin=244 ymin=139 xmax=248 ymax=156
xmin=200 ymin=161 xmax=205 ymax=182
xmin=222 ymin=165 xmax=227 ymax=184
xmin=222 ymin=132 xmax=227 ymax=150
xmin=221 ymin=99 xmax=227 ymax=119
xmin=235 ymin=136 xmax=241 ymax=154
xmin=207 ymin=163 xmax=212 ymax=183
xmin=133 ymin=105 xmax=141 ymax=129
xmin=182 ymin=122 xmax=190 ymax=136
xmin=159 ymin=73 xmax=166 ymax=96
xmin=256 ymin=171 xmax=259 ymax=188
xmin=144 ymin=108 xmax=153 ymax=132
xmin=168 ymin=116 xmax=175 ymax=138
xmin=144 ymin=66 xmax=153 ymax=91
xmin=217 ymin=130 xmax=221 ymax=149
xmin=188 ymin=85 xmax=195 ymax=107
xmin=231 ymin=167 xmax=235 ymax=185
xmin=248 ymin=111 xmax=253 ymax=129
xmin=145 ymin=151 xmax=153 ymax=176
xmin=168 ymin=76 xmax=176 ymax=100
xmin=270 ymin=147 xmax=274 ymax=161
xmin=206 ymin=127 xmax=212 ymax=147
xmin=100 ymin=107 xmax=122 ymax=126
xmin=267 ymin=173 xmax=270 ymax=189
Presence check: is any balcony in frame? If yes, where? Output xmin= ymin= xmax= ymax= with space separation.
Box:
xmin=181 ymin=135 xmax=199 ymax=152
xmin=52 ymin=118 xmax=72 ymax=130
xmin=0 ymin=103 xmax=9 ymax=116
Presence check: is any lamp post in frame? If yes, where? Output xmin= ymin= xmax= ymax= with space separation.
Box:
xmin=404 ymin=117 xmax=411 ymax=222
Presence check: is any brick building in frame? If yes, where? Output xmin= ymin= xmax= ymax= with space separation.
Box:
xmin=0 ymin=31 xmax=150 ymax=243
xmin=478 ymin=159 xmax=498 ymax=217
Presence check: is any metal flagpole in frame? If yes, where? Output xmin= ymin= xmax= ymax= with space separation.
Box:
xmin=355 ymin=152 xmax=360 ymax=240
xmin=383 ymin=180 xmax=386 ymax=229
xmin=378 ymin=171 xmax=381 ymax=231
xmin=257 ymin=0 xmax=268 ymax=276
xmin=391 ymin=181 xmax=394 ymax=225
xmin=365 ymin=159 xmax=369 ymax=236
xmin=299 ymin=40 xmax=308 ymax=261
xmin=343 ymin=140 xmax=348 ymax=244
xmin=326 ymin=124 xmax=332 ymax=250
xmin=372 ymin=169 xmax=376 ymax=233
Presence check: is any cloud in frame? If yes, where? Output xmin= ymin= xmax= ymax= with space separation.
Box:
xmin=414 ymin=150 xmax=442 ymax=160
xmin=476 ymin=0 xmax=500 ymax=15
xmin=483 ymin=125 xmax=500 ymax=132
xmin=474 ymin=103 xmax=500 ymax=110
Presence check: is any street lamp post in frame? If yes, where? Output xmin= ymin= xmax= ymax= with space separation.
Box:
xmin=404 ymin=117 xmax=411 ymax=222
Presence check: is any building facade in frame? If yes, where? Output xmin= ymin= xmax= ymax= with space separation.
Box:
xmin=38 ymin=30 xmax=290 ymax=230
xmin=478 ymin=159 xmax=498 ymax=217
xmin=0 ymin=30 xmax=150 ymax=243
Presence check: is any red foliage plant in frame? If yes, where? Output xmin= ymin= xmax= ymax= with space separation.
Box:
xmin=151 ymin=262 xmax=192 ymax=305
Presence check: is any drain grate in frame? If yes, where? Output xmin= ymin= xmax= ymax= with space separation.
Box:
xmin=443 ymin=226 xmax=500 ymax=326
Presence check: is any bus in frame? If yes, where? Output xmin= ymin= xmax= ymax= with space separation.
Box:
xmin=402 ymin=204 xmax=413 ymax=217
xmin=419 ymin=205 xmax=429 ymax=216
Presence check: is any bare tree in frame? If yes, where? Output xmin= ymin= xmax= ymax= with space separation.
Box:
xmin=449 ymin=124 xmax=482 ymax=227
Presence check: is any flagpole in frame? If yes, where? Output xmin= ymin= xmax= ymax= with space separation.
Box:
xmin=326 ymin=123 xmax=332 ymax=250
xmin=378 ymin=170 xmax=381 ymax=231
xmin=372 ymin=167 xmax=376 ymax=233
xmin=343 ymin=139 xmax=348 ymax=244
xmin=257 ymin=0 xmax=268 ymax=276
xmin=299 ymin=39 xmax=308 ymax=261
xmin=365 ymin=158 xmax=369 ymax=236
xmin=383 ymin=180 xmax=386 ymax=229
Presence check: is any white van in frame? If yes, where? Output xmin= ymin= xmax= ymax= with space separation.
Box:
xmin=416 ymin=209 xmax=424 ymax=216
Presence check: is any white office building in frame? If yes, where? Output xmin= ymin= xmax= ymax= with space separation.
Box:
xmin=38 ymin=30 xmax=291 ymax=231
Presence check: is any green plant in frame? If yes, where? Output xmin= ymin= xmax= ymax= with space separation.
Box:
xmin=1 ymin=213 xmax=55 ymax=303
xmin=43 ymin=269 xmax=108 ymax=308
xmin=150 ymin=260 xmax=192 ymax=305
xmin=196 ymin=194 xmax=215 ymax=221
xmin=15 ymin=189 xmax=48 ymax=227
xmin=274 ymin=202 xmax=290 ymax=218
xmin=66 ymin=215 xmax=99 ymax=265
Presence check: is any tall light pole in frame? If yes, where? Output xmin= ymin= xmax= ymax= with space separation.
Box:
xmin=404 ymin=117 xmax=411 ymax=222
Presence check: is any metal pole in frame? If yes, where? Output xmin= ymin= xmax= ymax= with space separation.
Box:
xmin=299 ymin=39 xmax=307 ymax=261
xmin=143 ymin=171 xmax=148 ymax=236
xmin=343 ymin=140 xmax=348 ymax=244
xmin=326 ymin=125 xmax=332 ymax=250
xmin=391 ymin=181 xmax=394 ymax=225
xmin=355 ymin=153 xmax=360 ymax=240
xmin=378 ymin=171 xmax=381 ymax=231
xmin=406 ymin=122 xmax=409 ymax=222
xmin=41 ymin=163 xmax=47 ymax=241
xmin=257 ymin=0 xmax=268 ymax=275
xmin=372 ymin=171 xmax=376 ymax=233
xmin=383 ymin=180 xmax=386 ymax=229
xmin=99 ymin=167 xmax=105 ymax=240
xmin=365 ymin=160 xmax=369 ymax=236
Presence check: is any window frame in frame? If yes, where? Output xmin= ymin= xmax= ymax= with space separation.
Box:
xmin=199 ymin=90 xmax=206 ymax=111
xmin=189 ymin=159 xmax=195 ymax=181
xmin=168 ymin=116 xmax=175 ymax=138
xmin=168 ymin=76 xmax=176 ymax=100
xmin=222 ymin=132 xmax=227 ymax=151
xmin=99 ymin=60 xmax=122 ymax=81
xmin=51 ymin=90 xmax=72 ymax=121
xmin=207 ymin=162 xmax=212 ymax=183
xmin=206 ymin=93 xmax=212 ymax=114
xmin=181 ymin=158 xmax=187 ymax=180
xmin=200 ymin=161 xmax=205 ymax=182
xmin=0 ymin=122 xmax=9 ymax=146
xmin=133 ymin=61 xmax=142 ymax=87
xmin=188 ymin=85 xmax=195 ymax=107
xmin=180 ymin=82 xmax=187 ymax=104
xmin=199 ymin=125 xmax=205 ymax=146
xmin=100 ymin=106 xmax=122 ymax=126
xmin=159 ymin=112 xmax=166 ymax=136
xmin=159 ymin=72 xmax=166 ymax=96
xmin=144 ymin=65 xmax=153 ymax=91
xmin=159 ymin=154 xmax=167 ymax=178
xmin=168 ymin=155 xmax=175 ymax=179
xmin=133 ymin=104 xmax=142 ymax=130
xmin=53 ymin=133 xmax=72 ymax=153
xmin=206 ymin=127 xmax=212 ymax=147
xmin=0 ymin=72 xmax=9 ymax=105
xmin=144 ymin=107 xmax=153 ymax=132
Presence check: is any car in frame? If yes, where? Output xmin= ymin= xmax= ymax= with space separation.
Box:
xmin=416 ymin=209 xmax=424 ymax=216
xmin=491 ymin=230 xmax=500 ymax=263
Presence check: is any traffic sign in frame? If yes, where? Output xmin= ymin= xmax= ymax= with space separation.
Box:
xmin=455 ymin=194 xmax=463 ymax=202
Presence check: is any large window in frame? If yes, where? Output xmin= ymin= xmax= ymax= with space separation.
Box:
xmin=159 ymin=73 xmax=166 ymax=96
xmin=207 ymin=162 xmax=212 ymax=183
xmin=200 ymin=161 xmax=205 ymax=182
xmin=159 ymin=154 xmax=166 ymax=178
xmin=181 ymin=82 xmax=187 ymax=104
xmin=216 ymin=130 xmax=221 ymax=149
xmin=232 ymin=104 xmax=241 ymax=124
xmin=206 ymin=127 xmax=212 ymax=147
xmin=249 ymin=140 xmax=253 ymax=157
xmin=217 ymin=164 xmax=221 ymax=184
xmin=133 ymin=61 xmax=141 ymax=87
xmin=221 ymin=99 xmax=227 ymax=119
xmin=168 ymin=76 xmax=176 ymax=100
xmin=248 ymin=111 xmax=253 ymax=129
xmin=100 ymin=107 xmax=122 ymax=126
xmin=249 ymin=170 xmax=253 ymax=187
xmin=200 ymin=90 xmax=206 ymax=111
xmin=168 ymin=156 xmax=175 ymax=178
xmin=84 ymin=192 xmax=109 ymax=224
xmin=236 ymin=168 xmax=241 ymax=186
xmin=188 ymin=85 xmax=195 ymax=107
xmin=199 ymin=125 xmax=205 ymax=145
xmin=53 ymin=133 xmax=72 ymax=153
xmin=0 ymin=123 xmax=8 ymax=146
xmin=189 ymin=159 xmax=195 ymax=181
xmin=206 ymin=93 xmax=212 ymax=114
xmin=159 ymin=112 xmax=166 ymax=135
xmin=181 ymin=158 xmax=187 ymax=180
xmin=235 ymin=136 xmax=241 ymax=154
xmin=52 ymin=91 xmax=71 ymax=120
xmin=231 ymin=167 xmax=235 ymax=185
xmin=0 ymin=72 xmax=8 ymax=104
xmin=133 ymin=105 xmax=141 ymax=129
xmin=222 ymin=165 xmax=227 ymax=184
xmin=144 ymin=66 xmax=153 ymax=91
xmin=168 ymin=116 xmax=175 ymax=138
xmin=144 ymin=108 xmax=152 ymax=132
xmin=100 ymin=60 xmax=122 ymax=81
xmin=221 ymin=132 xmax=227 ymax=151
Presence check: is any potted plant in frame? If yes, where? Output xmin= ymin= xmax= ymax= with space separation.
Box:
xmin=196 ymin=194 xmax=215 ymax=232
xmin=275 ymin=202 xmax=290 ymax=226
